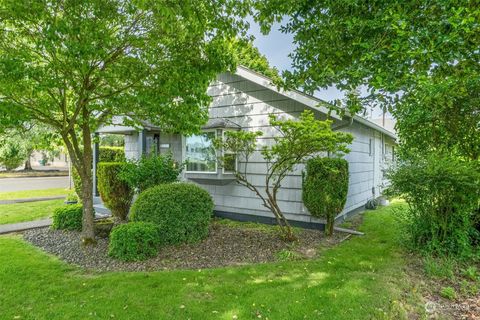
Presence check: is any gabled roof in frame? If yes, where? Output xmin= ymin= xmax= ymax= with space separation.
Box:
xmin=235 ymin=66 xmax=397 ymax=140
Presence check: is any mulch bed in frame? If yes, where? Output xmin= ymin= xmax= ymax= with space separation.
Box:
xmin=23 ymin=219 xmax=357 ymax=272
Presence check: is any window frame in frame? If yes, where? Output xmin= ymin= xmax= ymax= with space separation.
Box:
xmin=184 ymin=130 xmax=218 ymax=174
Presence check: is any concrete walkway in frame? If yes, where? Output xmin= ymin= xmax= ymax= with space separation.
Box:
xmin=0 ymin=176 xmax=69 ymax=192
xmin=0 ymin=218 xmax=52 ymax=235
xmin=0 ymin=196 xmax=65 ymax=205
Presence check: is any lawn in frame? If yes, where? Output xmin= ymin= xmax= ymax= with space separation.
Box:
xmin=0 ymin=188 xmax=68 ymax=201
xmin=0 ymin=199 xmax=65 ymax=225
xmin=0 ymin=202 xmax=418 ymax=319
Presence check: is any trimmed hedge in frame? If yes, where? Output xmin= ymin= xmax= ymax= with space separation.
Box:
xmin=302 ymin=157 xmax=349 ymax=236
xmin=52 ymin=204 xmax=83 ymax=231
xmin=99 ymin=146 xmax=125 ymax=162
xmin=130 ymin=183 xmax=213 ymax=245
xmin=97 ymin=162 xmax=133 ymax=222
xmin=108 ymin=222 xmax=160 ymax=261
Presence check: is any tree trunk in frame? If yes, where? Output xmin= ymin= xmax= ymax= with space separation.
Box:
xmin=24 ymin=150 xmax=33 ymax=170
xmin=80 ymin=117 xmax=96 ymax=245
xmin=24 ymin=158 xmax=32 ymax=171
xmin=81 ymin=176 xmax=96 ymax=245
xmin=326 ymin=216 xmax=334 ymax=237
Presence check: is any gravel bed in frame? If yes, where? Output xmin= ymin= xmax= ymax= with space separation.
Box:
xmin=23 ymin=221 xmax=351 ymax=272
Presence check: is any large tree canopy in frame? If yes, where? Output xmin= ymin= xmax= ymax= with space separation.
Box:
xmin=0 ymin=0 xmax=250 ymax=242
xmin=254 ymin=1 xmax=480 ymax=159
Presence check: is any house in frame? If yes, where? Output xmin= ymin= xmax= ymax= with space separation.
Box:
xmin=94 ymin=66 xmax=397 ymax=229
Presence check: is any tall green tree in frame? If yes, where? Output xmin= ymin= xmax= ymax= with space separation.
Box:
xmin=254 ymin=1 xmax=480 ymax=159
xmin=0 ymin=0 xmax=250 ymax=243
xmin=0 ymin=123 xmax=61 ymax=171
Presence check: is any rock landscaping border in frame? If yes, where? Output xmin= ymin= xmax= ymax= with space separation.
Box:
xmin=23 ymin=218 xmax=360 ymax=272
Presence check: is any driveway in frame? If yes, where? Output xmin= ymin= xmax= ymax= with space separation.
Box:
xmin=0 ymin=176 xmax=70 ymax=192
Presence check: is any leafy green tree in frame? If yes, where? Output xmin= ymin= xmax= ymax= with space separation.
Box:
xmin=0 ymin=138 xmax=28 ymax=171
xmin=254 ymin=1 xmax=480 ymax=159
xmin=215 ymin=110 xmax=353 ymax=240
xmin=0 ymin=0 xmax=250 ymax=243
xmin=231 ymin=39 xmax=281 ymax=83
xmin=0 ymin=123 xmax=61 ymax=170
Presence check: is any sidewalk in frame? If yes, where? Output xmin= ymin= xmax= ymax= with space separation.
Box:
xmin=0 ymin=196 xmax=65 ymax=205
xmin=0 ymin=219 xmax=52 ymax=235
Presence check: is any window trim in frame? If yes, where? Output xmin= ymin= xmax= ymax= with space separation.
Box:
xmin=184 ymin=130 xmax=218 ymax=174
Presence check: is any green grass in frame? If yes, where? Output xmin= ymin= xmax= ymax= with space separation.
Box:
xmin=0 ymin=199 xmax=65 ymax=224
xmin=0 ymin=202 xmax=416 ymax=319
xmin=0 ymin=188 xmax=68 ymax=201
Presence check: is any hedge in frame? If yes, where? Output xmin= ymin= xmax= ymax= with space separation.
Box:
xmin=52 ymin=204 xmax=83 ymax=231
xmin=97 ymin=162 xmax=133 ymax=222
xmin=130 ymin=183 xmax=213 ymax=245
xmin=108 ymin=222 xmax=160 ymax=261
xmin=99 ymin=146 xmax=125 ymax=162
xmin=302 ymin=157 xmax=349 ymax=236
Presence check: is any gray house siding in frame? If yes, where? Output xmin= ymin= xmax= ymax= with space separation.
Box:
xmin=101 ymin=69 xmax=396 ymax=227
xmin=182 ymin=72 xmax=390 ymax=224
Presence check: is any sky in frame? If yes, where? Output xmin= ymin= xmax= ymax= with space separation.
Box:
xmin=246 ymin=18 xmax=388 ymax=119
xmin=246 ymin=18 xmax=345 ymax=101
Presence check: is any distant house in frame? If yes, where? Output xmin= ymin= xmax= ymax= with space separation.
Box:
xmin=94 ymin=66 xmax=397 ymax=228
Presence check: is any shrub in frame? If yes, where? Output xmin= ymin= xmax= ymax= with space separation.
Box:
xmin=108 ymin=222 xmax=160 ymax=261
xmin=65 ymin=191 xmax=79 ymax=204
xmin=387 ymin=154 xmax=480 ymax=258
xmin=130 ymin=183 xmax=213 ymax=245
xmin=302 ymin=157 xmax=349 ymax=236
xmin=99 ymin=146 xmax=125 ymax=162
xmin=72 ymin=167 xmax=82 ymax=199
xmin=52 ymin=204 xmax=83 ymax=231
xmin=97 ymin=162 xmax=133 ymax=222
xmin=119 ymin=153 xmax=182 ymax=192
xmin=0 ymin=141 xmax=27 ymax=170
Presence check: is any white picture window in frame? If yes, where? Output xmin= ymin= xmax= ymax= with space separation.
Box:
xmin=185 ymin=131 xmax=217 ymax=173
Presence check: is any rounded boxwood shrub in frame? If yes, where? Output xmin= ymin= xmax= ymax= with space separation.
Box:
xmin=52 ymin=204 xmax=83 ymax=231
xmin=108 ymin=222 xmax=160 ymax=261
xmin=97 ymin=162 xmax=133 ymax=222
xmin=130 ymin=183 xmax=213 ymax=245
xmin=302 ymin=157 xmax=349 ymax=236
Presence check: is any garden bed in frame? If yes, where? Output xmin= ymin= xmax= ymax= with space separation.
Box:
xmin=23 ymin=218 xmax=360 ymax=272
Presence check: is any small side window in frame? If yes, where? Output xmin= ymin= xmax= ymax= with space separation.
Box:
xmin=222 ymin=131 xmax=237 ymax=174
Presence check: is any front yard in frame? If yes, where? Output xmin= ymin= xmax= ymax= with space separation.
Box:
xmin=0 ymin=189 xmax=67 ymax=225
xmin=0 ymin=202 xmax=418 ymax=319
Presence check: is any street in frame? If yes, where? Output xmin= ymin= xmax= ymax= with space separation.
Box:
xmin=0 ymin=176 xmax=70 ymax=192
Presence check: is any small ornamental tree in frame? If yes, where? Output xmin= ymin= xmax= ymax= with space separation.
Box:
xmin=302 ymin=157 xmax=349 ymax=236
xmin=215 ymin=110 xmax=353 ymax=241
